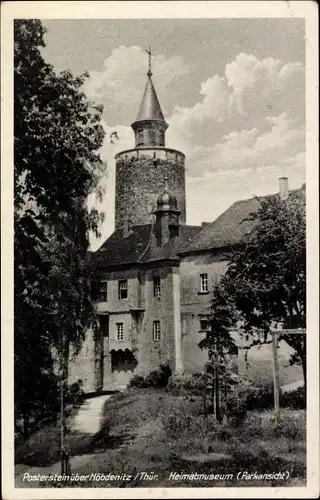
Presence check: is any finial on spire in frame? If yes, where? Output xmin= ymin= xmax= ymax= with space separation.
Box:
xmin=146 ymin=45 xmax=152 ymax=77
xmin=164 ymin=175 xmax=169 ymax=191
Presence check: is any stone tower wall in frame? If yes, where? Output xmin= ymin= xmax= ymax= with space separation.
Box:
xmin=115 ymin=148 xmax=186 ymax=229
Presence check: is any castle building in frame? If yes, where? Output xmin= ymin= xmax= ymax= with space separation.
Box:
xmin=68 ymin=56 xmax=305 ymax=393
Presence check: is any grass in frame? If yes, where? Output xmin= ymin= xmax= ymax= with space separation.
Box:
xmin=15 ymin=388 xmax=306 ymax=488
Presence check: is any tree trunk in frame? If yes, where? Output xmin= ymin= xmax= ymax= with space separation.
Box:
xmin=23 ymin=412 xmax=29 ymax=440
xmin=60 ymin=334 xmax=70 ymax=475
xmin=215 ymin=359 xmax=222 ymax=423
xmin=301 ymin=352 xmax=306 ymax=390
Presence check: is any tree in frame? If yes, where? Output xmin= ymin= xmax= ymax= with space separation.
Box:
xmin=199 ymin=281 xmax=238 ymax=422
xmin=14 ymin=20 xmax=106 ymax=438
xmin=221 ymin=189 xmax=306 ymax=385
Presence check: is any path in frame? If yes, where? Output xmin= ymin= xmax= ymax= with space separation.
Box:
xmin=15 ymin=394 xmax=114 ymax=487
xmin=71 ymin=394 xmax=112 ymax=434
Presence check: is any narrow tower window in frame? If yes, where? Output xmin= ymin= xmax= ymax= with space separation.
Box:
xmin=200 ymin=273 xmax=208 ymax=293
xmin=153 ymin=276 xmax=161 ymax=298
xmin=118 ymin=279 xmax=128 ymax=299
xmin=116 ymin=322 xmax=124 ymax=341
xmin=153 ymin=321 xmax=161 ymax=341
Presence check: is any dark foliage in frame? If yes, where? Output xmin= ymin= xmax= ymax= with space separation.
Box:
xmin=129 ymin=363 xmax=172 ymax=389
xmin=280 ymin=386 xmax=306 ymax=410
xmin=14 ymin=19 xmax=106 ymax=437
xmin=222 ymin=193 xmax=306 ymax=382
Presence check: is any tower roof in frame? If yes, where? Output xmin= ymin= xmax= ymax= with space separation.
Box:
xmin=156 ymin=176 xmax=179 ymax=212
xmin=135 ymin=74 xmax=166 ymax=123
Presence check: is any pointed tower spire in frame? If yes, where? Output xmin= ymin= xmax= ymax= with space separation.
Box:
xmin=146 ymin=45 xmax=152 ymax=77
xmin=131 ymin=47 xmax=168 ymax=148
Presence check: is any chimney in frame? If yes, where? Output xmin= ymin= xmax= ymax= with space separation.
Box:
xmin=279 ymin=177 xmax=289 ymax=201
xmin=201 ymin=222 xmax=210 ymax=228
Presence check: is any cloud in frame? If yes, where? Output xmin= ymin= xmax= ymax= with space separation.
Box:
xmin=166 ymin=53 xmax=305 ymax=177
xmin=83 ymin=45 xmax=189 ymax=125
xmin=225 ymin=54 xmax=304 ymax=125
xmin=187 ymin=152 xmax=306 ymax=226
xmin=87 ymin=52 xmax=305 ymax=250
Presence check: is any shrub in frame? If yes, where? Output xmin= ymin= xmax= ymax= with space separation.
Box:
xmin=129 ymin=363 xmax=172 ymax=389
xmin=144 ymin=364 xmax=170 ymax=388
xmin=246 ymin=384 xmax=275 ymax=411
xmin=128 ymin=375 xmax=145 ymax=388
xmin=280 ymin=386 xmax=306 ymax=409
xmin=225 ymin=393 xmax=248 ymax=425
xmin=64 ymin=379 xmax=85 ymax=418
xmin=167 ymin=373 xmax=206 ymax=395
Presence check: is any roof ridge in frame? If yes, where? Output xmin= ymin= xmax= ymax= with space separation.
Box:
xmin=182 ymin=207 xmax=233 ymax=251
xmin=232 ymin=186 xmax=304 ymax=206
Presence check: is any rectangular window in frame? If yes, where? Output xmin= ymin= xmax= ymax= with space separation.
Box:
xmin=99 ymin=315 xmax=109 ymax=337
xmin=116 ymin=322 xmax=124 ymax=341
xmin=200 ymin=273 xmax=208 ymax=293
xmin=153 ymin=276 xmax=161 ymax=298
xmin=153 ymin=321 xmax=161 ymax=341
xmin=98 ymin=280 xmax=108 ymax=302
xmin=118 ymin=279 xmax=128 ymax=300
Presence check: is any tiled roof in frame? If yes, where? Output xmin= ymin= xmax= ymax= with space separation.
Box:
xmin=93 ymin=223 xmax=202 ymax=268
xmin=94 ymin=224 xmax=151 ymax=267
xmin=180 ymin=187 xmax=305 ymax=254
xmin=93 ymin=186 xmax=305 ymax=266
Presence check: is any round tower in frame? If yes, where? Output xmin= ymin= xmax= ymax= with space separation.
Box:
xmin=115 ymin=51 xmax=186 ymax=230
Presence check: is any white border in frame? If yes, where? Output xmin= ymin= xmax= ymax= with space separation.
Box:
xmin=1 ymin=2 xmax=319 ymax=499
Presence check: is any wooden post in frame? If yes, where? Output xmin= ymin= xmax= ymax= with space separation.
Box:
xmin=60 ymin=332 xmax=69 ymax=475
xmin=202 ymin=368 xmax=209 ymax=454
xmin=272 ymin=332 xmax=280 ymax=422
xmin=60 ymin=345 xmax=65 ymax=475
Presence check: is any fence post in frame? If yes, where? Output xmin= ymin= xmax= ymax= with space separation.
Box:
xmin=272 ymin=331 xmax=280 ymax=422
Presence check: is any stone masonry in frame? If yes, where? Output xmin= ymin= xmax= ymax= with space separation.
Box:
xmin=115 ymin=148 xmax=186 ymax=229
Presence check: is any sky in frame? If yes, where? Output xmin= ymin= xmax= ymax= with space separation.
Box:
xmin=41 ymin=18 xmax=306 ymax=251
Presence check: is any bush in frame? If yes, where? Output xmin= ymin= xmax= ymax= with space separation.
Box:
xmin=64 ymin=379 xmax=84 ymax=418
xmin=129 ymin=363 xmax=172 ymax=389
xmin=128 ymin=375 xmax=145 ymax=388
xmin=167 ymin=373 xmax=206 ymax=395
xmin=246 ymin=384 xmax=275 ymax=411
xmin=225 ymin=393 xmax=248 ymax=425
xmin=225 ymin=383 xmax=306 ymax=424
xmin=280 ymin=386 xmax=306 ymax=409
